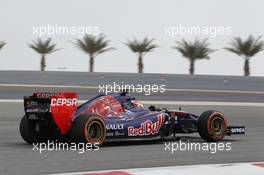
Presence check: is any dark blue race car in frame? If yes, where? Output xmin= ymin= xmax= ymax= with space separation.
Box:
xmin=20 ymin=92 xmax=245 ymax=145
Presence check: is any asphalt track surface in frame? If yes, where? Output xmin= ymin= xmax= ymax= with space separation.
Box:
xmin=1 ymin=71 xmax=264 ymax=91
xmin=0 ymin=103 xmax=263 ymax=175
xmin=1 ymin=71 xmax=264 ymax=102
xmin=0 ymin=71 xmax=264 ymax=174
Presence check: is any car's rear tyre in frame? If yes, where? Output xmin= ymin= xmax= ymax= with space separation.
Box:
xmin=70 ymin=114 xmax=106 ymax=145
xmin=20 ymin=115 xmax=35 ymax=144
xmin=198 ymin=110 xmax=228 ymax=142
xmin=20 ymin=115 xmax=51 ymax=144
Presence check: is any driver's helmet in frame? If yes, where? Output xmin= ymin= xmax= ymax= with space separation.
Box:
xmin=132 ymin=100 xmax=144 ymax=109
xmin=123 ymin=99 xmax=144 ymax=110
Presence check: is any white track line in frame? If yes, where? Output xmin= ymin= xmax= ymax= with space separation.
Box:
xmin=0 ymin=83 xmax=97 ymax=89
xmin=141 ymin=101 xmax=264 ymax=107
xmin=166 ymin=88 xmax=264 ymax=94
xmin=0 ymin=99 xmax=263 ymax=107
xmin=0 ymin=83 xmax=264 ymax=94
xmin=46 ymin=162 xmax=264 ymax=175
xmin=0 ymin=99 xmax=23 ymax=103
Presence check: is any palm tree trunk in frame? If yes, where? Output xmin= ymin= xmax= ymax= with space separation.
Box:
xmin=244 ymin=58 xmax=250 ymax=76
xmin=189 ymin=60 xmax=195 ymax=75
xmin=89 ymin=55 xmax=94 ymax=72
xmin=138 ymin=53 xmax=143 ymax=73
xmin=40 ymin=54 xmax=46 ymax=71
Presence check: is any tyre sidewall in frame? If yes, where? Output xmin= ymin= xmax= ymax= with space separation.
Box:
xmin=70 ymin=114 xmax=106 ymax=145
xmin=198 ymin=110 xmax=227 ymax=142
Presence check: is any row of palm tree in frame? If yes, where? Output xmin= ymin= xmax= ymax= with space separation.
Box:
xmin=74 ymin=34 xmax=115 ymax=72
xmin=125 ymin=38 xmax=158 ymax=73
xmin=225 ymin=36 xmax=264 ymax=76
xmin=1 ymin=35 xmax=264 ymax=76
xmin=173 ymin=39 xmax=214 ymax=75
xmin=0 ymin=41 xmax=6 ymax=50
xmin=28 ymin=38 xmax=59 ymax=71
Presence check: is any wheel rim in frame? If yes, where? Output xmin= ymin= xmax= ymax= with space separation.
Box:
xmin=210 ymin=116 xmax=225 ymax=136
xmin=86 ymin=120 xmax=103 ymax=143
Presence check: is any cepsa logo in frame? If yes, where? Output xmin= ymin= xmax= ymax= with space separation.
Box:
xmin=128 ymin=114 xmax=165 ymax=136
xmin=35 ymin=93 xmax=60 ymax=98
xmin=51 ymin=98 xmax=78 ymax=107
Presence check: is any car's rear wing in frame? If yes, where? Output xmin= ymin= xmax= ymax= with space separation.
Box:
xmin=24 ymin=92 xmax=78 ymax=134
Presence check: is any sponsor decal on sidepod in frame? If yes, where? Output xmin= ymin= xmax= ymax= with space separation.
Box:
xmin=51 ymin=98 xmax=78 ymax=107
xmin=106 ymin=124 xmax=124 ymax=130
xmin=128 ymin=114 xmax=165 ymax=136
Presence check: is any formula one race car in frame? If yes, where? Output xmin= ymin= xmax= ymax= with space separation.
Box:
xmin=20 ymin=92 xmax=245 ymax=145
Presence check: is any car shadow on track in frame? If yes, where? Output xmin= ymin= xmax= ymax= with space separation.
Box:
xmin=1 ymin=141 xmax=34 ymax=148
xmin=101 ymin=136 xmax=241 ymax=147
xmin=9 ymin=136 xmax=242 ymax=149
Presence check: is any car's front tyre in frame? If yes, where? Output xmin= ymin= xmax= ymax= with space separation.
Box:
xmin=198 ymin=110 xmax=228 ymax=142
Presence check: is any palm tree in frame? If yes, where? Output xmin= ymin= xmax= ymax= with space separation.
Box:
xmin=74 ymin=34 xmax=115 ymax=72
xmin=125 ymin=37 xmax=158 ymax=73
xmin=0 ymin=41 xmax=6 ymax=50
xmin=224 ymin=35 xmax=264 ymax=76
xmin=173 ymin=38 xmax=214 ymax=75
xmin=29 ymin=38 xmax=58 ymax=71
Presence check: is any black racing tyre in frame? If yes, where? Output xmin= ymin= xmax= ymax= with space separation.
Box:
xmin=19 ymin=115 xmax=51 ymax=144
xmin=198 ymin=110 xmax=228 ymax=142
xmin=20 ymin=115 xmax=35 ymax=144
xmin=69 ymin=114 xmax=106 ymax=145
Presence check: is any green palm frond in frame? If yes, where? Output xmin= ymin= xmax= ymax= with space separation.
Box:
xmin=29 ymin=38 xmax=58 ymax=54
xmin=125 ymin=37 xmax=159 ymax=55
xmin=173 ymin=38 xmax=214 ymax=61
xmin=0 ymin=41 xmax=6 ymax=50
xmin=224 ymin=35 xmax=264 ymax=58
xmin=74 ymin=34 xmax=115 ymax=56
